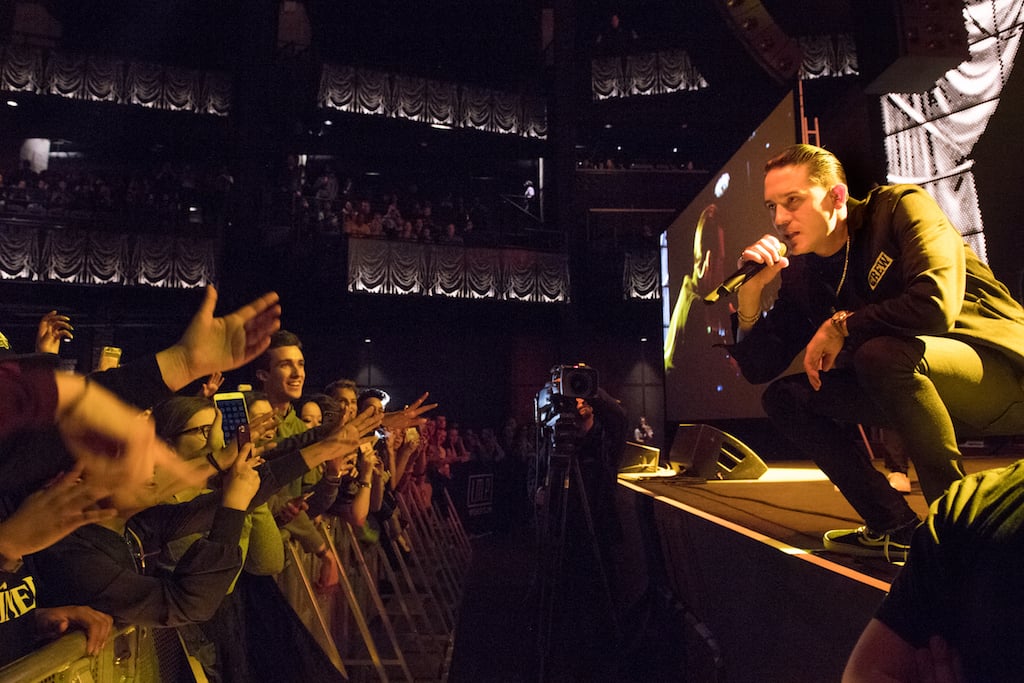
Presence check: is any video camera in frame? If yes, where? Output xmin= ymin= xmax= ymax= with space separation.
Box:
xmin=535 ymin=363 xmax=599 ymax=426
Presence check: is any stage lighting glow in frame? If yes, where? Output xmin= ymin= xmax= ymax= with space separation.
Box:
xmin=714 ymin=173 xmax=730 ymax=198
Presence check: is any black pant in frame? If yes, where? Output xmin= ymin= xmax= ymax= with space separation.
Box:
xmin=762 ymin=335 xmax=1024 ymax=531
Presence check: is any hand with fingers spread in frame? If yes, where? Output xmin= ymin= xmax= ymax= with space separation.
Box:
xmin=198 ymin=371 xmax=225 ymax=398
xmin=0 ymin=466 xmax=117 ymax=566
xmin=156 ymin=286 xmax=281 ymax=392
xmin=32 ymin=606 xmax=113 ymax=656
xmin=325 ymin=450 xmax=359 ymax=480
xmin=35 ymin=310 xmax=74 ymax=355
xmin=321 ymin=405 xmax=383 ymax=455
xmin=380 ymin=392 xmax=438 ymax=432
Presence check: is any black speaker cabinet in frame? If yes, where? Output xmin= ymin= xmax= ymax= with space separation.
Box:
xmin=669 ymin=423 xmax=768 ymax=480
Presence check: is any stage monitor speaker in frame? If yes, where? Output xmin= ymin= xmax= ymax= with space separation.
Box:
xmin=619 ymin=441 xmax=661 ymax=474
xmin=669 ymin=423 xmax=768 ymax=480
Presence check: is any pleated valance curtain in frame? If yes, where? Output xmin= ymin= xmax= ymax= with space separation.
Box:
xmin=592 ymin=37 xmax=858 ymax=101
xmin=798 ymin=34 xmax=859 ymax=80
xmin=0 ymin=43 xmax=231 ymax=115
xmin=319 ymin=64 xmax=547 ymax=139
xmin=0 ymin=223 xmax=215 ymax=288
xmin=623 ymin=249 xmax=660 ymax=300
xmin=592 ymin=49 xmax=708 ymax=100
xmin=347 ymin=239 xmax=569 ymax=302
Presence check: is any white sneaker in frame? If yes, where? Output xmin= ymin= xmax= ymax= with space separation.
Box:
xmin=887 ymin=471 xmax=911 ymax=494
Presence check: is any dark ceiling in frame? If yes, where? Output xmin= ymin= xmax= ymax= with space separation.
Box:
xmin=12 ymin=1 xmax=881 ymax=175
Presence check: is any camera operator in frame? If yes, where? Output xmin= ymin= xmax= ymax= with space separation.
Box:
xmin=570 ymin=390 xmax=629 ymax=540
xmin=535 ymin=369 xmax=628 ymax=680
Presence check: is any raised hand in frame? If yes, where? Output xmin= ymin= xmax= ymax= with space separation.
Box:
xmin=55 ymin=375 xmax=207 ymax=496
xmin=380 ymin=392 xmax=438 ymax=432
xmin=35 ymin=310 xmax=73 ymax=354
xmin=157 ymin=286 xmax=281 ymax=392
xmin=198 ymin=371 xmax=225 ymax=398
xmin=0 ymin=465 xmax=116 ymax=563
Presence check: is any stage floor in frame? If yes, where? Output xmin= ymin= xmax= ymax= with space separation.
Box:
xmin=623 ymin=454 xmax=1020 ymax=583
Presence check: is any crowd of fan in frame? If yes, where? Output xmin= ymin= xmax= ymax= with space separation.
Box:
xmin=0 ymin=159 xmax=234 ymax=233
xmin=0 ymin=154 xmax=542 ymax=249
xmin=0 ymin=290 xmax=531 ymax=680
xmin=281 ymin=157 xmax=513 ymax=247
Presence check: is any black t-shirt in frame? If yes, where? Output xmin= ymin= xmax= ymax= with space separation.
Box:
xmin=0 ymin=564 xmax=40 ymax=666
xmin=877 ymin=460 xmax=1024 ymax=680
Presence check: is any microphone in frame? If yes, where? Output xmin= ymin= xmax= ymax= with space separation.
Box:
xmin=702 ymin=243 xmax=787 ymax=304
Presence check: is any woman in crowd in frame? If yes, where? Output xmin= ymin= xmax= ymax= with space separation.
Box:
xmin=152 ymin=395 xmax=349 ymax=683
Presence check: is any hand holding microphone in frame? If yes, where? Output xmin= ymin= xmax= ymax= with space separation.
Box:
xmin=703 ymin=236 xmax=788 ymax=304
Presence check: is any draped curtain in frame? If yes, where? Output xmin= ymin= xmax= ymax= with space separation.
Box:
xmin=623 ymin=249 xmax=661 ymax=300
xmin=592 ymin=49 xmax=708 ymax=100
xmin=593 ymin=37 xmax=858 ymax=101
xmin=0 ymin=222 xmax=215 ymax=288
xmin=348 ymin=239 xmax=569 ymax=303
xmin=798 ymin=34 xmax=859 ymax=80
xmin=0 ymin=43 xmax=230 ymax=116
xmin=318 ymin=64 xmax=547 ymax=139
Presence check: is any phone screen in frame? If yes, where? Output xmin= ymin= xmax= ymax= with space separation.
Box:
xmin=214 ymin=392 xmax=249 ymax=443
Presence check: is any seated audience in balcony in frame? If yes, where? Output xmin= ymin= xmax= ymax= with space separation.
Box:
xmin=437 ymin=222 xmax=463 ymax=245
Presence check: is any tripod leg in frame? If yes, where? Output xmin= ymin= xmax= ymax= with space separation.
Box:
xmin=569 ymin=457 xmax=621 ymax=643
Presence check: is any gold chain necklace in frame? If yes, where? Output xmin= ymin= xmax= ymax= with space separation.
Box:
xmin=834 ymin=233 xmax=850 ymax=297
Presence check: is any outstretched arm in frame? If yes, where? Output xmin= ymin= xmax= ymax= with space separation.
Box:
xmin=0 ymin=465 xmax=116 ymax=569
xmin=156 ymin=286 xmax=281 ymax=392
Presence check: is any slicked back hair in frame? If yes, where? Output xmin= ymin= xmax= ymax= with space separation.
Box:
xmin=764 ymin=144 xmax=847 ymax=189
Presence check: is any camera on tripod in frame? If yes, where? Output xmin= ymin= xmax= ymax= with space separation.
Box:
xmin=534 ymin=363 xmax=599 ymax=427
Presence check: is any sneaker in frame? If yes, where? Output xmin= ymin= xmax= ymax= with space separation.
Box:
xmin=887 ymin=471 xmax=912 ymax=494
xmin=822 ymin=523 xmax=916 ymax=563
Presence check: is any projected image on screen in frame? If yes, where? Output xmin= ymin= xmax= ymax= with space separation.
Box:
xmin=662 ymin=95 xmax=795 ymax=422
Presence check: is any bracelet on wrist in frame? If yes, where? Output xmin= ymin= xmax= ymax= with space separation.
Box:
xmin=737 ymin=310 xmax=761 ymax=325
xmin=206 ymin=451 xmax=226 ymax=474
xmin=356 ymin=480 xmax=371 ymax=489
xmin=830 ymin=310 xmax=853 ymax=338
